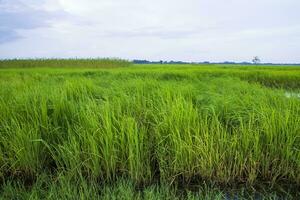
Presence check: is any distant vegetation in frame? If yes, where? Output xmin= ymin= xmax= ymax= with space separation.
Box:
xmin=0 ymin=58 xmax=132 ymax=68
xmin=0 ymin=63 xmax=299 ymax=199
xmin=133 ymin=59 xmax=300 ymax=65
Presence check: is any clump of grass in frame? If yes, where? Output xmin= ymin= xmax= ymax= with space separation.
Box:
xmin=1 ymin=175 xmax=298 ymax=199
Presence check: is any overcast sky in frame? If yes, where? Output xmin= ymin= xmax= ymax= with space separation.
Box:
xmin=0 ymin=0 xmax=300 ymax=63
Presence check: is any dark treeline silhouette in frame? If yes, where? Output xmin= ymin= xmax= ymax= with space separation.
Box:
xmin=132 ymin=59 xmax=300 ymax=65
xmin=133 ymin=60 xmax=190 ymax=64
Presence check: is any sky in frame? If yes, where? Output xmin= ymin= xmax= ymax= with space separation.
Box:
xmin=0 ymin=0 xmax=300 ymax=63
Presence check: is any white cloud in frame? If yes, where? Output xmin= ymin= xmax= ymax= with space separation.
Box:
xmin=0 ymin=0 xmax=300 ymax=62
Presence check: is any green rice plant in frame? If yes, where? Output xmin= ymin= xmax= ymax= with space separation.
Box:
xmin=0 ymin=62 xmax=299 ymax=198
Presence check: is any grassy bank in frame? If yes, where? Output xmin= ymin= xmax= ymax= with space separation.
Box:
xmin=0 ymin=58 xmax=132 ymax=68
xmin=0 ymin=63 xmax=299 ymax=199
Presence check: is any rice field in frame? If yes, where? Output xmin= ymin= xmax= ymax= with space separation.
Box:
xmin=0 ymin=58 xmax=132 ymax=69
xmin=0 ymin=60 xmax=299 ymax=199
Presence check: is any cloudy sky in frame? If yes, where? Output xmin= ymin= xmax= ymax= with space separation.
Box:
xmin=0 ymin=0 xmax=300 ymax=63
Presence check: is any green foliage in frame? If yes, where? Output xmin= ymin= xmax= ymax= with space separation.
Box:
xmin=1 ymin=175 xmax=297 ymax=200
xmin=0 ymin=63 xmax=299 ymax=198
xmin=0 ymin=58 xmax=132 ymax=68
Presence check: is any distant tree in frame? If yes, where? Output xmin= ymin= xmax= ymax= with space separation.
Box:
xmin=252 ymin=56 xmax=261 ymax=64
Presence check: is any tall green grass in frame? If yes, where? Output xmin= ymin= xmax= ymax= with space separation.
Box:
xmin=0 ymin=63 xmax=299 ymax=198
xmin=2 ymin=175 xmax=295 ymax=200
xmin=0 ymin=58 xmax=132 ymax=68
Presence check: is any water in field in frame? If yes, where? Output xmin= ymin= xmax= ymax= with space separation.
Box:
xmin=285 ymin=92 xmax=300 ymax=98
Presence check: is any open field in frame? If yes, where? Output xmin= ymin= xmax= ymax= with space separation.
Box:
xmin=0 ymin=59 xmax=132 ymax=69
xmin=0 ymin=60 xmax=299 ymax=199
